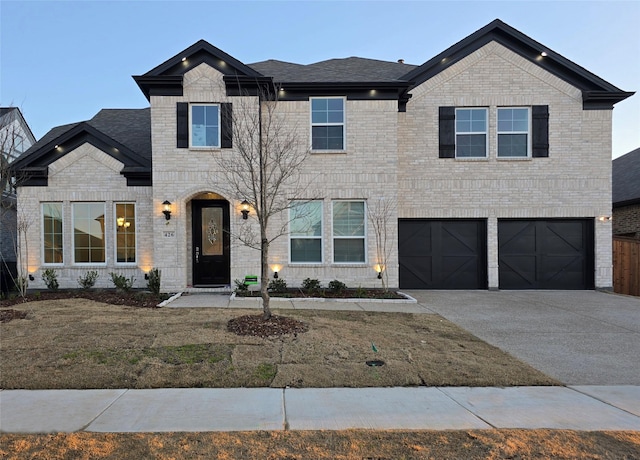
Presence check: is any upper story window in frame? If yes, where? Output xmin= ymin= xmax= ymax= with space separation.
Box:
xmin=177 ymin=102 xmax=232 ymax=149
xmin=191 ymin=104 xmax=220 ymax=148
xmin=289 ymin=200 xmax=323 ymax=263
xmin=497 ymin=108 xmax=530 ymax=157
xmin=455 ymin=108 xmax=487 ymax=158
xmin=311 ymin=97 xmax=345 ymax=150
xmin=439 ymin=105 xmax=548 ymax=159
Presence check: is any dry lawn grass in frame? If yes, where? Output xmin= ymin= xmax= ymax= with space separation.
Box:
xmin=2 ymin=430 xmax=639 ymax=459
xmin=0 ymin=298 xmax=558 ymax=389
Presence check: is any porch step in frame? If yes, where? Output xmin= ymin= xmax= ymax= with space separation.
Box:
xmin=182 ymin=286 xmax=233 ymax=294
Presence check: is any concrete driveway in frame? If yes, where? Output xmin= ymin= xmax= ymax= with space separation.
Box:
xmin=406 ymin=290 xmax=640 ymax=385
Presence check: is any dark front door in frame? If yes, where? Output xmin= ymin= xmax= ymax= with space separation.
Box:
xmin=399 ymin=219 xmax=487 ymax=289
xmin=192 ymin=200 xmax=230 ymax=286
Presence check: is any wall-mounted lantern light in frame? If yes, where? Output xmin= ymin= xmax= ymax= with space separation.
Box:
xmin=271 ymin=264 xmax=282 ymax=279
xmin=240 ymin=200 xmax=250 ymax=220
xmin=162 ymin=201 xmax=172 ymax=220
xmin=374 ymin=264 xmax=384 ymax=279
xmin=598 ymin=215 xmax=612 ymax=222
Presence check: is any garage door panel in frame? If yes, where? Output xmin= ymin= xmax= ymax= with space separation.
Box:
xmin=499 ymin=219 xmax=594 ymax=290
xmin=399 ymin=256 xmax=434 ymax=289
xmin=398 ymin=222 xmax=432 ymax=257
xmin=399 ymin=219 xmax=487 ymax=289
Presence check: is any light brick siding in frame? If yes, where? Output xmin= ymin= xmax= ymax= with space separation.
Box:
xmin=17 ymin=40 xmax=616 ymax=291
xmin=613 ymin=204 xmax=640 ymax=238
xmin=151 ymin=65 xmax=399 ymax=290
xmin=398 ymin=42 xmax=613 ymax=289
xmin=18 ymin=144 xmax=153 ymax=290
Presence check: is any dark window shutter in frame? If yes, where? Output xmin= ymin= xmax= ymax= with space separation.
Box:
xmin=221 ymin=103 xmax=233 ymax=149
xmin=532 ymin=105 xmax=549 ymax=158
xmin=439 ymin=106 xmax=455 ymax=158
xmin=176 ymin=102 xmax=189 ymax=149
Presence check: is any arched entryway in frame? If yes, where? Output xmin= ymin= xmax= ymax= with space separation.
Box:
xmin=190 ymin=192 xmax=230 ymax=286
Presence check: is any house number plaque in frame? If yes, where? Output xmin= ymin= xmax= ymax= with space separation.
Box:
xmin=163 ymin=231 xmax=176 ymax=238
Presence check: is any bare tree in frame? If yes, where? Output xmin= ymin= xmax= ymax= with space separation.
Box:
xmin=212 ymin=83 xmax=314 ymax=319
xmin=367 ymin=197 xmax=397 ymax=292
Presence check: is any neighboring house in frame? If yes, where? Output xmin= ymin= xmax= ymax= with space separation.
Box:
xmin=613 ymin=147 xmax=640 ymax=238
xmin=11 ymin=19 xmax=634 ymax=292
xmin=1 ymin=107 xmax=36 ymax=293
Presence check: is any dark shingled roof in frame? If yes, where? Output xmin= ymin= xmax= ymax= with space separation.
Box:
xmin=18 ymin=108 xmax=151 ymax=163
xmin=613 ymin=147 xmax=640 ymax=206
xmin=249 ymin=57 xmax=417 ymax=83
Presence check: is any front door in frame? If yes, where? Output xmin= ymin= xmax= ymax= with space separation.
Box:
xmin=192 ymin=200 xmax=230 ymax=286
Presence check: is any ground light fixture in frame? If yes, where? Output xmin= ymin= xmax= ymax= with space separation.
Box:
xmin=162 ymin=201 xmax=172 ymax=220
xmin=240 ymin=200 xmax=250 ymax=220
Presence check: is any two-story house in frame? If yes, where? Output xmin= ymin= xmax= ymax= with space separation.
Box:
xmin=11 ymin=20 xmax=633 ymax=292
xmin=1 ymin=107 xmax=36 ymax=294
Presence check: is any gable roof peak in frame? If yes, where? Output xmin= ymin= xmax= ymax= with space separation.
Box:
xmin=400 ymin=18 xmax=633 ymax=109
xmin=133 ymin=39 xmax=264 ymax=100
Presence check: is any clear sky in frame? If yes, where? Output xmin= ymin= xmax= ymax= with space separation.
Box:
xmin=1 ymin=0 xmax=638 ymax=158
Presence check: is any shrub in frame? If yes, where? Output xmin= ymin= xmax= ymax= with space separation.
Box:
xmin=268 ymin=278 xmax=288 ymax=293
xmin=234 ymin=279 xmax=248 ymax=294
xmin=78 ymin=271 xmax=99 ymax=290
xmin=328 ymin=279 xmax=347 ymax=294
xmin=147 ymin=268 xmax=161 ymax=295
xmin=302 ymin=278 xmax=322 ymax=293
xmin=355 ymin=285 xmax=367 ymax=298
xmin=109 ymin=272 xmax=135 ymax=292
xmin=41 ymin=268 xmax=59 ymax=291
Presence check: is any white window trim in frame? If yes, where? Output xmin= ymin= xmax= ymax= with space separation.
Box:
xmin=310 ymin=96 xmax=346 ymax=152
xmin=497 ymin=106 xmax=532 ymax=158
xmin=455 ymin=107 xmax=488 ymax=159
xmin=72 ymin=202 xmax=107 ymax=266
xmin=41 ymin=202 xmax=64 ymax=266
xmin=331 ymin=200 xmax=367 ymax=265
xmin=289 ymin=200 xmax=324 ymax=264
xmin=189 ymin=103 xmax=221 ymax=149
xmin=114 ymin=202 xmax=137 ymax=265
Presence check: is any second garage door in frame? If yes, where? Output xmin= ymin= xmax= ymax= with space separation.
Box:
xmin=399 ymin=219 xmax=487 ymax=289
xmin=498 ymin=219 xmax=594 ymax=289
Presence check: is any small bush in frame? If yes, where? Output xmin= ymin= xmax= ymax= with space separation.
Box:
xmin=328 ymin=279 xmax=347 ymax=293
xmin=355 ymin=285 xmax=367 ymax=297
xmin=147 ymin=268 xmax=161 ymax=295
xmin=78 ymin=271 xmax=99 ymax=290
xmin=234 ymin=279 xmax=248 ymax=293
xmin=41 ymin=269 xmax=59 ymax=291
xmin=109 ymin=272 xmax=135 ymax=292
xmin=302 ymin=278 xmax=322 ymax=292
xmin=268 ymin=278 xmax=288 ymax=293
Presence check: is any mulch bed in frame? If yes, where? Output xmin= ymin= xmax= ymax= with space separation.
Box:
xmin=0 ymin=290 xmax=166 ymax=309
xmin=227 ymin=314 xmax=308 ymax=338
xmin=237 ymin=289 xmax=406 ymax=299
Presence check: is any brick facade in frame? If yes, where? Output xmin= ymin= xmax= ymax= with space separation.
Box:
xmin=613 ymin=204 xmax=640 ymax=238
xmin=15 ymin=23 xmax=630 ymax=292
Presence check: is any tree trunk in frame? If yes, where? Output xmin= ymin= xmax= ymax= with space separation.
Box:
xmin=261 ymin=236 xmax=271 ymax=320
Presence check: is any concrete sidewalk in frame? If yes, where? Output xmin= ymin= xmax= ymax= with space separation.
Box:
xmin=2 ymin=386 xmax=639 ymax=433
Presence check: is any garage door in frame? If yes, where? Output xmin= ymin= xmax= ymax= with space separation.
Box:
xmin=498 ymin=219 xmax=594 ymax=289
xmin=399 ymin=219 xmax=487 ymax=289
